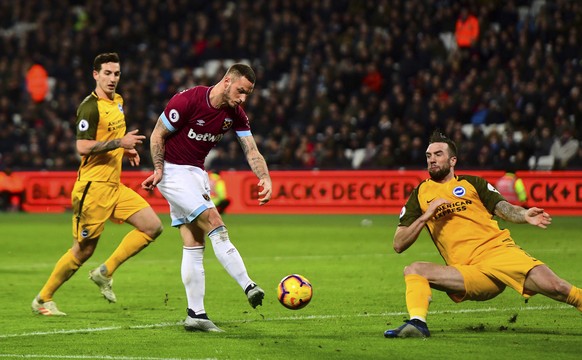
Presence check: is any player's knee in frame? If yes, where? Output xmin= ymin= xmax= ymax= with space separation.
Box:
xmin=403 ymin=262 xmax=425 ymax=276
xmin=147 ymin=220 xmax=163 ymax=240
xmin=206 ymin=208 xmax=225 ymax=228
xmin=136 ymin=216 xmax=163 ymax=241
xmin=402 ymin=264 xmax=437 ymax=285
xmin=74 ymin=249 xmax=93 ymax=262
xmin=72 ymin=241 xmax=97 ymax=262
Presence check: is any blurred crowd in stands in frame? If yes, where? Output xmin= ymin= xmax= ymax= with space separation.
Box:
xmin=1 ymin=0 xmax=581 ymax=172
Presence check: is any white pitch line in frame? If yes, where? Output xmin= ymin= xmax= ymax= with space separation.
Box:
xmin=0 ymin=304 xmax=570 ymax=340
xmin=0 ymin=322 xmax=181 ymax=339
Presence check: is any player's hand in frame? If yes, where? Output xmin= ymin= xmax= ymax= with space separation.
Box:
xmin=419 ymin=198 xmax=449 ymax=222
xmin=120 ymin=129 xmax=146 ymax=150
xmin=525 ymin=207 xmax=552 ymax=229
xmin=142 ymin=169 xmax=163 ymax=191
xmin=125 ymin=149 xmax=140 ymax=167
xmin=257 ymin=177 xmax=272 ymax=205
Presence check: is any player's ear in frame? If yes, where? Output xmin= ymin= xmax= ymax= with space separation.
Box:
xmin=449 ymin=156 xmax=457 ymax=167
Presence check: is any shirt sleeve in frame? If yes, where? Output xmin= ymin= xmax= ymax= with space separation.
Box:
xmin=399 ymin=185 xmax=423 ymax=227
xmin=233 ymin=106 xmax=251 ymax=136
xmin=76 ymin=98 xmax=99 ymax=140
xmin=466 ymin=175 xmax=506 ymax=214
xmin=160 ymin=91 xmax=193 ymax=133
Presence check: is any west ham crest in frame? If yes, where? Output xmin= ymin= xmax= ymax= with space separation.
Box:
xmin=222 ymin=118 xmax=233 ymax=130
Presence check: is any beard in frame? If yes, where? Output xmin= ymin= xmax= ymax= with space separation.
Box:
xmin=429 ymin=165 xmax=451 ymax=182
xmin=222 ymin=84 xmax=238 ymax=108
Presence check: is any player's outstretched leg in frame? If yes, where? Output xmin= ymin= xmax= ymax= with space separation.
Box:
xmin=209 ymin=226 xmax=263 ymax=308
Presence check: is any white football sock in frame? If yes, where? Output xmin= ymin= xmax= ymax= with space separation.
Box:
xmin=182 ymin=246 xmax=206 ymax=315
xmin=208 ymin=226 xmax=253 ymax=291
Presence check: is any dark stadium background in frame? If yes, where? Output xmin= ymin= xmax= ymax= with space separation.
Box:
xmin=0 ymin=0 xmax=581 ymax=172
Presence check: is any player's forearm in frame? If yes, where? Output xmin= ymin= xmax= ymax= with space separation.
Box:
xmin=77 ymin=139 xmax=121 ymax=156
xmin=150 ymin=134 xmax=165 ymax=172
xmin=393 ymin=220 xmax=425 ymax=253
xmin=494 ymin=201 xmax=527 ymax=223
xmin=247 ymin=151 xmax=270 ymax=181
xmin=239 ymin=136 xmax=270 ymax=181
xmin=150 ymin=119 xmax=171 ymax=172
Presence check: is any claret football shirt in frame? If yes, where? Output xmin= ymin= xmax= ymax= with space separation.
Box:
xmin=159 ymin=86 xmax=251 ymax=169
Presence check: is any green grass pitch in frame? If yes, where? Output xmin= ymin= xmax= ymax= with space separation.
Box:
xmin=0 ymin=213 xmax=580 ymax=360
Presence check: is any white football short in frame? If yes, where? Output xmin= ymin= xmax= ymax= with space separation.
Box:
xmin=156 ymin=162 xmax=215 ymax=227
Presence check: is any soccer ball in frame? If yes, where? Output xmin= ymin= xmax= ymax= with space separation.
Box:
xmin=277 ymin=274 xmax=313 ymax=310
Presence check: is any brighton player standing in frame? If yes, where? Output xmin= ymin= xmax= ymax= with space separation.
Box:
xmin=142 ymin=63 xmax=272 ymax=332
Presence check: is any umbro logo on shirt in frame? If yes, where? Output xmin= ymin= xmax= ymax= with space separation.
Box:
xmin=196 ymin=119 xmax=206 ymax=126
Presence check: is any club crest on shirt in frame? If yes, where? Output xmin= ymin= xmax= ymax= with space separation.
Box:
xmin=222 ymin=118 xmax=233 ymax=130
xmin=118 ymin=103 xmax=124 ymax=113
xmin=453 ymin=186 xmax=466 ymax=197
xmin=202 ymin=193 xmax=211 ymax=201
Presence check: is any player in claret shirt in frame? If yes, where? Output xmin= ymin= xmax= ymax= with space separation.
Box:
xmin=142 ymin=63 xmax=272 ymax=332
xmin=384 ymin=131 xmax=582 ymax=338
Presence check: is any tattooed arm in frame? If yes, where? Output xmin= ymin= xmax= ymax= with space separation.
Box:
xmin=238 ymin=135 xmax=272 ymax=205
xmin=494 ymin=200 xmax=552 ymax=229
xmin=142 ymin=119 xmax=171 ymax=191
xmin=494 ymin=201 xmax=527 ymax=223
xmin=150 ymin=119 xmax=170 ymax=174
xmin=77 ymin=129 xmax=145 ymax=156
